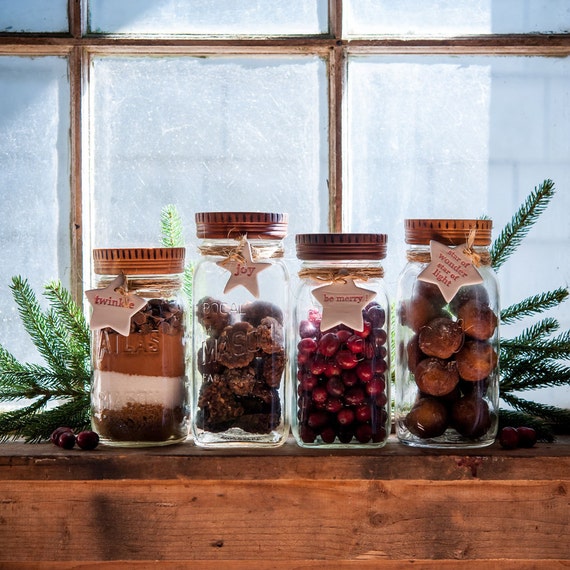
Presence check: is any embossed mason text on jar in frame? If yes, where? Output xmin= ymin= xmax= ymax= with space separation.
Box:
xmin=89 ymin=247 xmax=189 ymax=447
xmin=192 ymin=212 xmax=289 ymax=448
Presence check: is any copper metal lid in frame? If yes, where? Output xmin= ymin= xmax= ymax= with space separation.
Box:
xmin=296 ymin=233 xmax=388 ymax=260
xmin=93 ymin=247 xmax=186 ymax=275
xmin=404 ymin=219 xmax=492 ymax=246
xmin=195 ymin=212 xmax=288 ymax=240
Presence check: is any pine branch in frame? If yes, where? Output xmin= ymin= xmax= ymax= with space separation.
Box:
xmin=9 ymin=276 xmax=68 ymax=376
xmin=160 ymin=204 xmax=185 ymax=248
xmin=160 ymin=204 xmax=193 ymax=302
xmin=500 ymin=287 xmax=569 ymax=325
xmin=501 ymin=329 xmax=570 ymax=361
xmin=490 ymin=179 xmax=555 ymax=271
xmin=502 ymin=317 xmax=560 ymax=346
xmin=44 ymin=280 xmax=91 ymax=353
xmin=500 ymin=392 xmax=570 ymax=426
xmin=19 ymin=396 xmax=90 ymax=443
xmin=501 ymin=360 xmax=570 ymax=392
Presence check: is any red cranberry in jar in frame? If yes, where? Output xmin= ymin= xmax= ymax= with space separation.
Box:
xmin=293 ymin=233 xmax=390 ymax=448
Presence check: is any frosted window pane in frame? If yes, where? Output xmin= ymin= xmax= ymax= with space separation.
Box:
xmin=0 ymin=0 xmax=68 ymax=33
xmin=347 ymin=55 xmax=570 ymax=409
xmin=88 ymin=56 xmax=328 ymax=267
xmin=88 ymin=0 xmax=328 ymax=35
xmin=344 ymin=0 xmax=570 ymax=37
xmin=0 ymin=56 xmax=71 ymax=364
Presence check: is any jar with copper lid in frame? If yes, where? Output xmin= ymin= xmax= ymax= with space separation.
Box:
xmin=192 ymin=212 xmax=289 ymax=448
xmin=395 ymin=219 xmax=499 ymax=448
xmin=292 ymin=234 xmax=390 ymax=448
xmin=88 ymin=247 xmax=189 ymax=447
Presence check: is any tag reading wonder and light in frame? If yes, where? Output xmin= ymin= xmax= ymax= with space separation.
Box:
xmin=418 ymin=239 xmax=483 ymax=304
xmin=311 ymin=278 xmax=377 ymax=332
xmin=85 ymin=273 xmax=147 ymax=336
xmin=216 ymin=238 xmax=270 ymax=298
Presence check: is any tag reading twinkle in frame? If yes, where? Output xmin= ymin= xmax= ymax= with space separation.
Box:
xmin=418 ymin=240 xmax=483 ymax=304
xmin=85 ymin=273 xmax=147 ymax=336
xmin=312 ymin=279 xmax=377 ymax=332
xmin=217 ymin=239 xmax=270 ymax=298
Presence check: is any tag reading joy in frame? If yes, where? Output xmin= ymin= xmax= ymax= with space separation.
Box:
xmin=85 ymin=273 xmax=147 ymax=336
xmin=418 ymin=240 xmax=483 ymax=304
xmin=311 ymin=279 xmax=377 ymax=332
xmin=216 ymin=239 xmax=270 ymax=298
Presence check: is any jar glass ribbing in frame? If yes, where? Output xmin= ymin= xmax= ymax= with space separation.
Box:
xmin=192 ymin=212 xmax=289 ymax=448
xmin=292 ymin=233 xmax=390 ymax=449
xmin=90 ymin=247 xmax=189 ymax=448
xmin=395 ymin=219 xmax=500 ymax=448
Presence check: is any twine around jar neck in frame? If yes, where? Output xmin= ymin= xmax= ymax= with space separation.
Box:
xmin=407 ymin=230 xmax=492 ymax=267
xmin=97 ymin=274 xmax=183 ymax=297
xmin=298 ymin=266 xmax=384 ymax=283
xmin=198 ymin=235 xmax=284 ymax=261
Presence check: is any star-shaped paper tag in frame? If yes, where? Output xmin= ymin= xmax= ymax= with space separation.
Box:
xmin=311 ymin=278 xmax=377 ymax=332
xmin=85 ymin=273 xmax=147 ymax=336
xmin=216 ymin=239 xmax=270 ymax=297
xmin=418 ymin=240 xmax=483 ymax=304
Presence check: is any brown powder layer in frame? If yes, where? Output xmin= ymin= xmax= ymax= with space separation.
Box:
xmin=93 ymin=402 xmax=186 ymax=442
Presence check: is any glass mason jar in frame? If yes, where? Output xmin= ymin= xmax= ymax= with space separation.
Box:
xmin=90 ymin=247 xmax=189 ymax=447
xmin=395 ymin=219 xmax=500 ymax=448
xmin=192 ymin=212 xmax=289 ymax=448
xmin=292 ymin=233 xmax=391 ymax=448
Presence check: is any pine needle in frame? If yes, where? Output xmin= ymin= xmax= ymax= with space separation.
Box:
xmin=500 ymin=287 xmax=569 ymax=324
xmin=491 ymin=179 xmax=556 ymax=271
xmin=160 ymin=204 xmax=185 ymax=248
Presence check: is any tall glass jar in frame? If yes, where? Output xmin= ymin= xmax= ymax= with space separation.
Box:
xmin=395 ymin=219 xmax=499 ymax=448
xmin=292 ymin=233 xmax=390 ymax=448
xmin=90 ymin=247 xmax=189 ymax=447
xmin=192 ymin=212 xmax=289 ymax=448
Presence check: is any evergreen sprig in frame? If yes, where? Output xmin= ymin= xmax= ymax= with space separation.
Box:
xmin=490 ymin=178 xmax=555 ymax=271
xmin=160 ymin=204 xmax=193 ymax=303
xmin=0 ymin=278 xmax=91 ymax=442
xmin=493 ymin=179 xmax=570 ymax=439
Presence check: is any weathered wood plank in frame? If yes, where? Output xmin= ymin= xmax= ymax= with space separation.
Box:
xmin=0 ymin=479 xmax=567 ymax=562
xmin=2 ymin=561 xmax=569 ymax=570
xmin=1 ymin=437 xmax=569 ymax=481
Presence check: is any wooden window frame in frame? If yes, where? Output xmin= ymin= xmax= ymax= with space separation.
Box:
xmin=1 ymin=0 xmax=569 ymax=303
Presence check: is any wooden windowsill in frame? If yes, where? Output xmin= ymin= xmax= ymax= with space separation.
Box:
xmin=1 ymin=436 xmax=568 ymax=568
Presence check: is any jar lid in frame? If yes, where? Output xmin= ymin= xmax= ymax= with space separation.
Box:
xmin=296 ymin=233 xmax=387 ymax=260
xmin=405 ymin=219 xmax=492 ymax=246
xmin=93 ymin=247 xmax=186 ymax=275
xmin=195 ymin=212 xmax=288 ymax=240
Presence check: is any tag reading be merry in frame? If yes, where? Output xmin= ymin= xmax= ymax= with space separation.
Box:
xmin=85 ymin=273 xmax=147 ymax=336
xmin=311 ymin=279 xmax=377 ymax=332
xmin=418 ymin=240 xmax=483 ymax=304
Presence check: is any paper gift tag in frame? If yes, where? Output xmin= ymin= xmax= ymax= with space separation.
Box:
xmin=311 ymin=278 xmax=377 ymax=332
xmin=216 ymin=238 xmax=270 ymax=298
xmin=85 ymin=273 xmax=147 ymax=336
xmin=418 ymin=239 xmax=483 ymax=304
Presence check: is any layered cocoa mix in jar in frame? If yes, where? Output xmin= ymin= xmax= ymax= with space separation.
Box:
xmin=192 ymin=212 xmax=289 ymax=448
xmin=90 ymin=247 xmax=189 ymax=447
xmin=395 ymin=220 xmax=499 ymax=448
